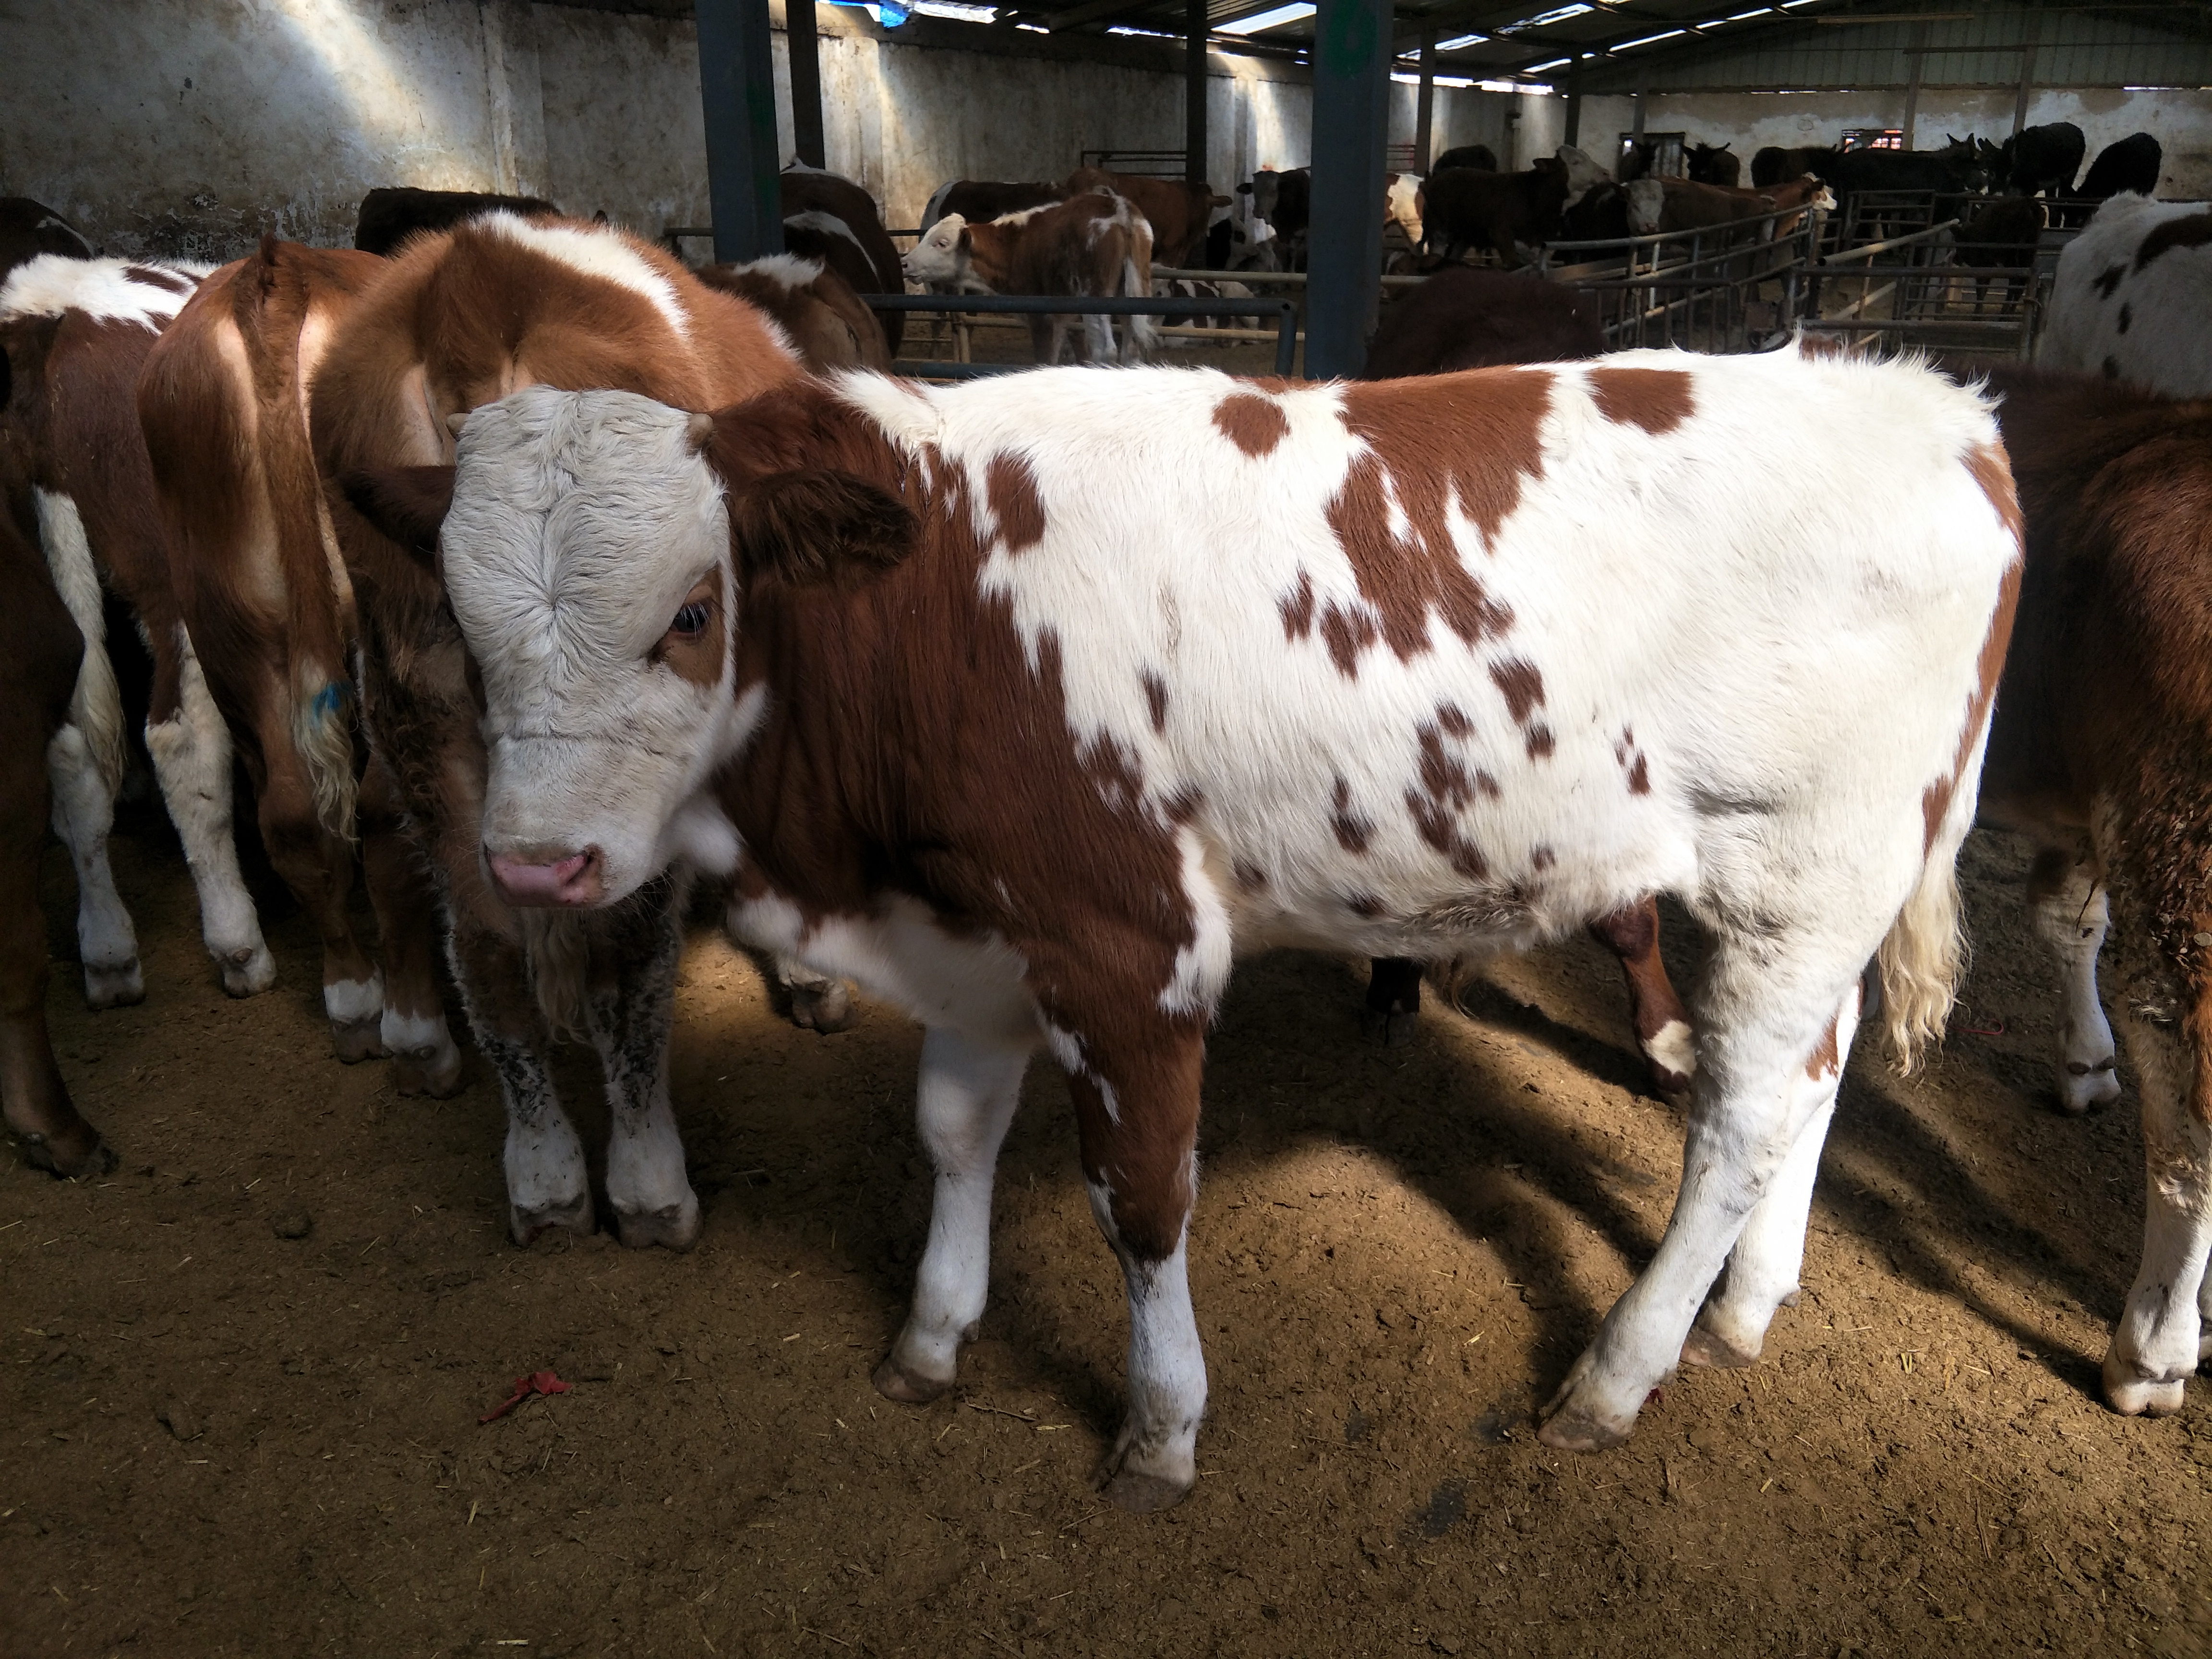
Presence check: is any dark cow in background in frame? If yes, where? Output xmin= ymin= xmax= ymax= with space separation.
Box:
xmin=0 ymin=198 xmax=93 ymax=280
xmin=2040 ymin=194 xmax=2212 ymax=398
xmin=1247 ymin=168 xmax=1310 ymax=270
xmin=922 ymin=179 xmax=1065 ymax=230
xmin=1561 ymin=182 xmax=1632 ymax=242
xmin=1953 ymin=195 xmax=2047 ymax=312
xmin=0 ymin=418 xmax=107 ymax=1177
xmin=1358 ymin=266 xmax=1601 ymax=379
xmin=1686 ymin=143 xmax=1740 ymax=187
xmin=2080 ymin=133 xmax=2163 ymax=202
xmin=1992 ymin=122 xmax=2087 ymax=198
xmin=1066 ymin=168 xmax=1221 ymax=269
xmin=1429 ymin=144 xmax=1499 ymax=175
xmin=1418 ymin=161 xmax=1568 ymax=265
xmin=1819 ymin=139 xmax=1987 ymax=202
xmin=780 ymin=164 xmax=905 ymax=356
xmin=355 ymin=186 xmax=561 ymax=256
xmin=1752 ymin=146 xmax=1839 ymax=188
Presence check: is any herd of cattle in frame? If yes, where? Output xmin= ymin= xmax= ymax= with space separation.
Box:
xmin=0 ymin=154 xmax=2208 ymax=1511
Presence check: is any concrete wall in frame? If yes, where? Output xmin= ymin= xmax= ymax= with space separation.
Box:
xmin=0 ymin=0 xmax=1535 ymax=258
xmin=1577 ymin=86 xmax=2212 ymax=197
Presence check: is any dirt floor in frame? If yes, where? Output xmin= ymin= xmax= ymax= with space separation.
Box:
xmin=5 ymin=804 xmax=2210 ymax=1659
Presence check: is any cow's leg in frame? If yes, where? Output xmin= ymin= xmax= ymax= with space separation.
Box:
xmin=581 ymin=890 xmax=700 ymax=1250
xmin=357 ymin=750 xmax=462 ymax=1097
xmin=238 ymin=671 xmax=386 ymax=1059
xmin=1589 ymin=897 xmax=1697 ymax=1095
xmin=1364 ymin=957 xmax=1422 ymax=1046
xmin=2100 ymin=996 xmax=2212 ymax=1416
xmin=1540 ymin=967 xmax=1863 ymax=1452
xmin=1030 ymin=315 xmax=1062 ymax=366
xmin=2027 ymin=844 xmax=2119 ymax=1113
xmin=1083 ymin=309 xmax=1118 ymax=365
xmin=46 ymin=720 xmax=142 ymax=1011
xmin=1058 ymin=1015 xmax=1209 ymax=1513
xmin=774 ymin=954 xmax=855 ymax=1033
xmin=874 ymin=1025 xmax=1031 ymax=1402
xmin=1 ymin=706 xmax=108 ymax=1177
xmin=1683 ymin=981 xmax=1860 ymax=1368
xmin=141 ymin=625 xmax=276 ymax=998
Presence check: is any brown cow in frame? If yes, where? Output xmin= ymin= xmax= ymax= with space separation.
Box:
xmin=0 ymin=459 xmax=108 ymax=1176
xmin=697 ymin=254 xmax=892 ymax=371
xmin=309 ymin=213 xmax=814 ymax=1250
xmin=137 ymin=236 xmax=453 ymax=1079
xmin=1065 ymin=168 xmax=1221 ymax=269
xmin=0 ymin=254 xmax=288 ymax=1014
xmin=901 ymin=194 xmax=1156 ymax=364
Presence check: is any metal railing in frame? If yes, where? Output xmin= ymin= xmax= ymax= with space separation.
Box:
xmin=1078 ymin=150 xmax=1190 ymax=178
xmin=1537 ymin=204 xmax=1825 ymax=353
xmin=1803 ymin=217 xmax=2052 ymax=359
xmin=865 ymin=291 xmax=1301 ymax=378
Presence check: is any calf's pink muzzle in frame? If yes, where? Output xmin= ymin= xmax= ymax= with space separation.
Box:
xmin=486 ymin=847 xmax=603 ymax=908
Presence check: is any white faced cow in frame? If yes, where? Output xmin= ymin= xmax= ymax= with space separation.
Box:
xmin=348 ymin=350 xmax=2021 ymax=1511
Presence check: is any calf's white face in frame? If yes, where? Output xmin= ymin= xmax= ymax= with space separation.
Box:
xmin=442 ymin=386 xmax=746 ymax=908
xmin=902 ymin=216 xmax=970 ymax=286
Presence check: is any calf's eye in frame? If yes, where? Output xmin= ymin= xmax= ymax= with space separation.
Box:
xmin=669 ymin=600 xmax=711 ymax=637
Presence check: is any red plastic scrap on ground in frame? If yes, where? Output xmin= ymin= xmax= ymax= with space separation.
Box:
xmin=480 ymin=1370 xmax=572 ymax=1424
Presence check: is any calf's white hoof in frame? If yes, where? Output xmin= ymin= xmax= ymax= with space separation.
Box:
xmin=1096 ymin=1431 xmax=1198 ymax=1514
xmin=2058 ymin=1060 xmax=2120 ymax=1115
xmin=1538 ymin=1353 xmax=1646 ymax=1452
xmin=788 ymin=978 xmax=856 ymax=1034
xmin=1681 ymin=1316 xmax=1762 ymax=1370
xmin=872 ymin=1352 xmax=955 ymax=1405
xmin=218 ymin=944 xmax=277 ymax=998
xmin=2102 ymin=1347 xmax=2188 ymax=1417
xmin=509 ymin=1190 xmax=596 ymax=1247
xmin=613 ymin=1195 xmax=701 ymax=1251
xmin=389 ymin=1024 xmax=464 ymax=1098
xmin=83 ymin=959 xmax=145 ymax=1010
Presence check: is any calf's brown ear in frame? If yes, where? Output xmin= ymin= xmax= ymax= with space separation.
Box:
xmin=730 ymin=469 xmax=916 ymax=588
xmin=338 ymin=465 xmax=455 ymax=565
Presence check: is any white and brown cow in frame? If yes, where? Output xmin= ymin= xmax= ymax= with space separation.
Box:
xmin=347 ymin=349 xmax=2020 ymax=1508
xmin=310 ymin=212 xmax=839 ymax=1250
xmin=901 ymin=193 xmax=1156 ymax=364
xmin=2039 ymin=194 xmax=2212 ymax=398
xmin=0 ymin=255 xmax=285 ymax=1015
xmin=696 ymin=254 xmax=891 ymax=372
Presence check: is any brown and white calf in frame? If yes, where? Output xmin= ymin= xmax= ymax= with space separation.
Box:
xmin=310 ymin=212 xmax=826 ymax=1249
xmin=351 ymin=349 xmax=2020 ymax=1507
xmin=1971 ymin=365 xmax=2212 ymax=1414
xmin=1065 ymin=168 xmax=1221 ymax=269
xmin=697 ymin=256 xmax=891 ymax=372
xmin=900 ymin=193 xmax=1156 ymax=364
xmin=0 ymin=255 xmax=289 ymax=1013
xmin=0 ymin=480 xmax=108 ymax=1175
xmin=134 ymin=236 xmax=456 ymax=1077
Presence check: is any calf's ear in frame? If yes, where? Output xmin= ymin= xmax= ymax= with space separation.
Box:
xmin=729 ymin=469 xmax=916 ymax=588
xmin=338 ymin=465 xmax=456 ymax=565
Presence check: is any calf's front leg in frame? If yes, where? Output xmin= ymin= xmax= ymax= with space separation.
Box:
xmin=875 ymin=1026 xmax=1030 ymax=1402
xmin=581 ymin=888 xmax=701 ymax=1250
xmin=2027 ymin=845 xmax=2120 ymax=1113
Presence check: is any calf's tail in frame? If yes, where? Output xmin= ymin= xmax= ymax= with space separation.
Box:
xmin=1875 ymin=838 xmax=1966 ymax=1075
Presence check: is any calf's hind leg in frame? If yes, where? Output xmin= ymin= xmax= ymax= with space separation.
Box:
xmin=874 ymin=1026 xmax=1031 ymax=1402
xmin=2027 ymin=845 xmax=2120 ymax=1113
xmin=1682 ymin=982 xmax=1860 ymax=1368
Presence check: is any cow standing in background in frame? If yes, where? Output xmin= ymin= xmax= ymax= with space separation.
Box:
xmin=310 ymin=213 xmax=824 ymax=1251
xmin=2079 ymin=134 xmax=2162 ymax=203
xmin=901 ymin=194 xmax=1156 ymax=364
xmin=0 ymin=255 xmax=286 ymax=1016
xmin=355 ymin=187 xmax=561 ymax=256
xmin=137 ymin=236 xmax=462 ymax=1083
xmin=1686 ymin=143 xmax=1740 ymax=187
xmin=0 ymin=199 xmax=93 ymax=281
xmin=1066 ymin=168 xmax=1220 ymax=269
xmin=1993 ymin=122 xmax=2087 ymax=198
xmin=698 ymin=256 xmax=891 ymax=371
xmin=780 ymin=164 xmax=906 ymax=356
xmin=922 ymin=179 xmax=1066 ymax=230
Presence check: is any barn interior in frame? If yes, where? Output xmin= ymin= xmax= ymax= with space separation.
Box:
xmin=5 ymin=5 xmax=2212 ymax=1657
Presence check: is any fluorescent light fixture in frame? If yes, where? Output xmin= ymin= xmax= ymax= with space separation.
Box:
xmin=912 ymin=0 xmax=993 ymax=17
xmin=1218 ymin=1 xmax=1315 ymax=34
xmin=1493 ymin=79 xmax=1554 ymax=93
xmin=1435 ymin=31 xmax=1488 ymax=48
xmin=1522 ymin=56 xmax=1570 ymax=70
xmin=1391 ymin=71 xmax=1478 ymax=86
xmin=1725 ymin=7 xmax=1769 ymax=17
xmin=1015 ymin=18 xmax=1046 ymax=28
xmin=1614 ymin=26 xmax=1685 ymax=47
xmin=1514 ymin=3 xmax=1591 ymax=27
xmin=1107 ymin=22 xmax=1176 ymax=34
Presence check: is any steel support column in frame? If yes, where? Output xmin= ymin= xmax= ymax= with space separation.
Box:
xmin=788 ymin=0 xmax=827 ymax=169
xmin=2012 ymin=7 xmax=2040 ymax=137
xmin=1306 ymin=0 xmax=1389 ymax=378
xmin=697 ymin=0 xmax=783 ymax=263
xmin=1187 ymin=0 xmax=1209 ymax=184
xmin=1413 ymin=27 xmax=1436 ymax=172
